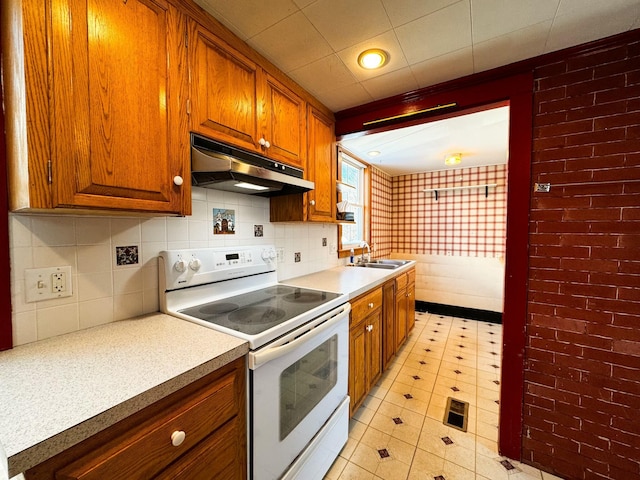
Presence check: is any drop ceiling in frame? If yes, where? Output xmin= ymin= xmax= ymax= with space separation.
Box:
xmin=193 ymin=0 xmax=640 ymax=175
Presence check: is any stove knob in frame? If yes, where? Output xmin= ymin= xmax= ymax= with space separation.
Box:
xmin=173 ymin=259 xmax=188 ymax=273
xmin=189 ymin=258 xmax=202 ymax=271
xmin=262 ymin=249 xmax=276 ymax=261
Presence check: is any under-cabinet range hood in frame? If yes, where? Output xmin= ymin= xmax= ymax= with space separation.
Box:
xmin=191 ymin=133 xmax=314 ymax=197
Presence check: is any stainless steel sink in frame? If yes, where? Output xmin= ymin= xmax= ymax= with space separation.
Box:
xmin=355 ymin=259 xmax=410 ymax=269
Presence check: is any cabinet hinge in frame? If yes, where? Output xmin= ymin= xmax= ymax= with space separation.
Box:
xmin=47 ymin=160 xmax=52 ymax=184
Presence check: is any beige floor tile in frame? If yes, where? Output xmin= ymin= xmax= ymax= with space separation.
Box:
xmin=349 ymin=419 xmax=369 ymax=442
xmin=443 ymin=459 xmax=475 ymax=480
xmin=350 ymin=442 xmax=383 ymax=474
xmin=325 ymin=455 xmax=348 ymax=479
xmin=337 ymin=461 xmax=376 ymax=480
xmin=476 ymin=419 xmax=499 ymax=442
xmin=339 ymin=436 xmax=359 ymax=460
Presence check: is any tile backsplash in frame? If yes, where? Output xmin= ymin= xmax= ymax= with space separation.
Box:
xmin=9 ymin=187 xmax=339 ymax=346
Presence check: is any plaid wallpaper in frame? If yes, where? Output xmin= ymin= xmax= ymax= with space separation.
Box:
xmin=370 ymin=166 xmax=393 ymax=259
xmin=371 ymin=164 xmax=507 ymax=258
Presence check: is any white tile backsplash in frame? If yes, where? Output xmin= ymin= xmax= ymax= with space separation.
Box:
xmin=9 ymin=187 xmax=340 ymax=346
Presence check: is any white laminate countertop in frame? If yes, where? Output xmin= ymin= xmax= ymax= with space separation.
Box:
xmin=0 ymin=313 xmax=248 ymax=478
xmin=282 ymin=261 xmax=416 ymax=299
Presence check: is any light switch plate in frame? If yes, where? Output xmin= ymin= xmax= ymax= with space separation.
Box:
xmin=25 ymin=266 xmax=73 ymax=302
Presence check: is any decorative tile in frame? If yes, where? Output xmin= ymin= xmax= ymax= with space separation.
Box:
xmin=451 ymin=386 xmax=460 ymax=392
xmin=404 ymin=393 xmax=413 ymax=399
xmin=433 ymin=330 xmax=439 ymax=333
xmin=454 ymin=370 xmax=462 ymax=374
xmin=419 ymin=360 xmax=427 ymax=365
xmin=378 ymin=448 xmax=390 ymax=459
xmin=425 ymin=348 xmax=431 ymax=352
xmin=491 ymin=364 xmax=500 ymax=369
xmin=456 ymin=356 xmax=463 ymax=360
xmin=393 ymin=417 xmax=404 ymax=424
xmin=493 ymin=380 xmax=500 ymax=385
xmin=458 ymin=344 xmax=465 ymax=348
xmin=434 ymin=476 xmax=446 ymax=480
xmin=495 ymin=400 xmax=500 ymax=404
xmin=412 ymin=375 xmax=421 ymax=380
xmin=461 ymin=326 xmax=467 ymax=330
xmin=429 ymin=338 xmax=436 ymax=342
xmin=115 ymin=245 xmax=139 ymax=266
xmin=460 ymin=335 xmax=466 ymax=338
xmin=441 ymin=436 xmax=454 ymax=445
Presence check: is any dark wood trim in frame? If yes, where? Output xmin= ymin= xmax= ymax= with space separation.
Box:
xmin=416 ymin=301 xmax=502 ymax=324
xmin=0 ymin=47 xmax=13 ymax=350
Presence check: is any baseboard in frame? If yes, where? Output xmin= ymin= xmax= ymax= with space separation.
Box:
xmin=416 ymin=301 xmax=502 ymax=324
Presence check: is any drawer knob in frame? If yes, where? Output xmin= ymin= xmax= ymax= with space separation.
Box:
xmin=171 ymin=430 xmax=186 ymax=447
xmin=173 ymin=175 xmax=184 ymax=186
xmin=368 ymin=302 xmax=374 ymax=308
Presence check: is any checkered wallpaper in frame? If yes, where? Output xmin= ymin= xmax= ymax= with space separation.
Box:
xmin=372 ymin=164 xmax=507 ymax=258
xmin=370 ymin=166 xmax=393 ymax=259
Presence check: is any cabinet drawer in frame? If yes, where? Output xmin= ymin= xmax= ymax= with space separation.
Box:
xmin=56 ymin=370 xmax=239 ymax=480
xmin=351 ymin=288 xmax=383 ymax=321
xmin=395 ymin=272 xmax=408 ymax=291
xmin=407 ymin=268 xmax=415 ymax=285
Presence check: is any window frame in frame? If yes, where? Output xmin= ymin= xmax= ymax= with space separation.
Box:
xmin=337 ymin=147 xmax=370 ymax=259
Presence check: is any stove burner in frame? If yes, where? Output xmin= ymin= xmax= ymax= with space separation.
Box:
xmin=283 ymin=291 xmax=327 ymax=303
xmin=229 ymin=307 xmax=286 ymax=325
xmin=263 ymin=286 xmax=296 ymax=296
xmin=199 ymin=303 xmax=239 ymax=315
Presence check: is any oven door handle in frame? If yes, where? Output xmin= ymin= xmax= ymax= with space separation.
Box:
xmin=248 ymin=303 xmax=351 ymax=370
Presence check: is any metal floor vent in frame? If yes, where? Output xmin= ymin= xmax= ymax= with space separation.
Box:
xmin=443 ymin=397 xmax=469 ymax=432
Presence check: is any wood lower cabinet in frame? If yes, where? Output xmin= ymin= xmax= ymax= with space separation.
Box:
xmin=25 ymin=357 xmax=246 ymax=480
xmin=269 ymin=105 xmax=336 ymax=223
xmin=4 ymin=0 xmax=190 ymax=214
xmin=395 ymin=268 xmax=416 ymax=350
xmin=349 ymin=287 xmax=383 ymax=415
xmin=382 ymin=280 xmax=396 ymax=371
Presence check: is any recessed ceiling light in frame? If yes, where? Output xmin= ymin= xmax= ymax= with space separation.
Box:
xmin=357 ymin=49 xmax=388 ymax=70
xmin=445 ymin=153 xmax=462 ymax=166
xmin=368 ymin=150 xmax=381 ymax=157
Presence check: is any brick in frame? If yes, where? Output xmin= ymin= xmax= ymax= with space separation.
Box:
xmin=560 ymin=258 xmax=618 ymax=273
xmin=533 ymin=135 xmax=566 ymax=151
xmin=612 ymin=389 xmax=640 ymax=407
xmin=592 ymin=246 xmax=640 ymax=261
xmin=536 ymin=220 xmax=591 ymax=234
xmin=613 ymin=312 xmax=640 ymax=327
xmin=596 ymin=84 xmax=640 ymax=104
xmin=528 ymin=278 xmax=561 ymax=293
xmin=538 ymin=67 xmax=593 ymax=90
xmin=583 ymin=344 xmax=639 ymax=369
xmin=619 ymin=261 xmax=640 ymax=275
xmin=566 ymin=100 xmax=628 ymax=122
xmin=618 ymin=287 xmax=640 ymax=302
xmin=533 ymin=110 xmax=568 ymax=128
xmin=595 ymin=139 xmax=640 ymax=156
xmin=557 ymin=331 xmax=613 ymax=351
xmin=534 ymin=245 xmax=591 ymax=258
xmin=529 ymin=256 xmax=563 ymax=269
xmin=539 ymin=93 xmax=595 ymax=114
xmin=566 ymin=45 xmax=629 ymax=72
xmin=613 ymin=339 xmax=640 ymax=355
xmin=563 ymin=207 xmax=622 ymax=222
xmin=524 ymin=392 xmax=555 ymax=410
xmin=567 ymin=75 xmax=626 ymax=96
xmin=594 ymin=111 xmax=640 ymax=129
xmin=535 ymin=60 xmax=568 ymax=79
xmin=537 ymin=145 xmax=594 ymax=162
xmin=555 ymin=306 xmax=612 ymax=324
xmin=565 ymin=128 xmax=626 ymax=146
xmin=531 ymin=291 xmax=588 ymax=308
xmin=586 ymin=323 xmax=640 ymax=343
xmin=561 ymin=283 xmax=617 ymax=299
xmin=591 ymin=194 xmax=640 ymax=207
xmin=592 ymin=166 xmax=640 ymax=182
xmin=536 ymin=119 xmax=594 ymax=138
xmin=559 ymin=233 xmax=618 ymax=247
xmin=530 ymin=268 xmax=590 ymax=284
xmin=532 ymin=195 xmax=592 ymax=210
xmin=594 ymin=57 xmax=640 ymax=79
xmin=622 ymin=208 xmax=640 ymax=220
xmin=531 ymin=159 xmax=566 ymax=174
xmin=591 ymin=220 xmax=640 ymax=234
xmin=535 ymin=85 xmax=567 ymax=103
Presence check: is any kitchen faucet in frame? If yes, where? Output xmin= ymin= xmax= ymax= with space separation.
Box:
xmin=360 ymin=241 xmax=370 ymax=264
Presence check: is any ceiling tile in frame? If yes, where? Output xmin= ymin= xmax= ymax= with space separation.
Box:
xmin=315 ymin=83 xmax=375 ymax=112
xmin=302 ymin=0 xmax=392 ymax=51
xmin=395 ymin=1 xmax=473 ymax=65
xmin=248 ymin=12 xmax=334 ymax=72
xmin=471 ymin=0 xmax=560 ymax=43
xmin=380 ymin=0 xmax=461 ymax=27
xmin=410 ymin=47 xmax=474 ymax=89
xmin=195 ymin=0 xmax=300 ymax=38
xmin=337 ymin=30 xmax=408 ymax=81
xmin=361 ymin=67 xmax=420 ymax=100
xmin=473 ymin=21 xmax=551 ymax=73
xmin=288 ymin=54 xmax=357 ymax=97
xmin=193 ymin=0 xmax=250 ymax=40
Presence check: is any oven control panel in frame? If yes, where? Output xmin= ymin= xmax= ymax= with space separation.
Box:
xmin=159 ymin=246 xmax=277 ymax=291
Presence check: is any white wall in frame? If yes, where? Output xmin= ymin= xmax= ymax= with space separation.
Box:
xmin=391 ymin=253 xmax=505 ymax=312
xmin=9 ymin=187 xmax=340 ymax=346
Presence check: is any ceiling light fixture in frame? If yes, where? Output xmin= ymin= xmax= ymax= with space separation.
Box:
xmin=357 ymin=49 xmax=389 ymax=70
xmin=368 ymin=150 xmax=381 ymax=157
xmin=445 ymin=153 xmax=462 ymax=166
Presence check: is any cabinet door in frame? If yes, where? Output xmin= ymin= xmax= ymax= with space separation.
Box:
xmin=407 ymin=282 xmax=416 ymax=333
xmin=366 ymin=310 xmax=383 ymax=390
xmin=306 ymin=106 xmax=336 ymax=222
xmin=395 ymin=286 xmax=407 ymax=350
xmin=51 ymin=0 xmax=189 ymax=213
xmin=349 ymin=320 xmax=367 ymax=416
xmin=189 ymin=20 xmax=260 ymax=153
xmin=262 ymin=75 xmax=306 ymax=169
xmin=382 ymin=280 xmax=396 ymax=369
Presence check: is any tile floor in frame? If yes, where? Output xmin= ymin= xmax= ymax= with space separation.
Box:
xmin=325 ymin=312 xmax=563 ymax=480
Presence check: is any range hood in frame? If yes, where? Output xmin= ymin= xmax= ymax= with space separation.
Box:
xmin=191 ymin=134 xmax=314 ymax=197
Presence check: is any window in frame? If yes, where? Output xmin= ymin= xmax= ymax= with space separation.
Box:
xmin=338 ymin=149 xmax=369 ymax=257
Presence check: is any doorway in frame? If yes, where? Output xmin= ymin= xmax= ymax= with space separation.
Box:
xmin=335 ymin=72 xmax=533 ymax=459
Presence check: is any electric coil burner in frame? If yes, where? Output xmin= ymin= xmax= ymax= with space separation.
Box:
xmin=159 ymin=245 xmax=350 ymax=480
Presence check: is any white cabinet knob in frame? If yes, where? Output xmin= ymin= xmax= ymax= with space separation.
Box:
xmin=310 ymin=200 xmax=315 ymax=206
xmin=171 ymin=430 xmax=186 ymax=447
xmin=259 ymin=138 xmax=270 ymax=148
xmin=366 ymin=325 xmax=373 ymax=332
xmin=189 ymin=258 xmax=202 ymax=271
xmin=265 ymin=140 xmax=271 ymax=148
xmin=368 ymin=302 xmax=374 ymax=308
xmin=173 ymin=176 xmax=184 ymax=186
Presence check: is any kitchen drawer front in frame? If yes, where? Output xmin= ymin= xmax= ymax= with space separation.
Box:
xmin=395 ymin=272 xmax=408 ymax=291
xmin=56 ymin=369 xmax=239 ymax=480
xmin=351 ymin=288 xmax=383 ymax=321
xmin=407 ymin=268 xmax=415 ymax=285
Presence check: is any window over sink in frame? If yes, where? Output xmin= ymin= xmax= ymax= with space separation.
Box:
xmin=338 ymin=149 xmax=370 ymax=258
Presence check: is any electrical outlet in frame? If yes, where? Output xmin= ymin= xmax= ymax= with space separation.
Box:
xmin=25 ymin=266 xmax=73 ymax=302
xmin=322 ymin=237 xmax=327 ymax=247
xmin=294 ymin=252 xmax=301 ymax=263
xmin=277 ymin=248 xmax=285 ymax=263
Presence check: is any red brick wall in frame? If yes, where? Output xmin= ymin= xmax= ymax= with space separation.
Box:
xmin=525 ymin=39 xmax=640 ymax=479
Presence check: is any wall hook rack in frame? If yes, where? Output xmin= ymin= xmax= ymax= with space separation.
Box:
xmin=423 ymin=183 xmax=498 ymax=201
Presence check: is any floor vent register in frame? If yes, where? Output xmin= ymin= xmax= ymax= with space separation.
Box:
xmin=443 ymin=397 xmax=469 ymax=431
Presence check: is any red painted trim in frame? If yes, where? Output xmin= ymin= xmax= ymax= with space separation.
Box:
xmin=0 ymin=68 xmax=13 ymax=350
xmin=336 ymin=73 xmax=534 ymax=460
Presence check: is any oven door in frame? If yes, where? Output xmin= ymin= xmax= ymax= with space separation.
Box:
xmin=249 ymin=303 xmax=350 ymax=480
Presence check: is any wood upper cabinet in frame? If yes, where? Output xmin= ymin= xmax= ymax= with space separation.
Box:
xmin=3 ymin=0 xmax=190 ymax=214
xmin=188 ymin=21 xmax=306 ymax=169
xmin=188 ymin=20 xmax=260 ymax=153
xmin=349 ymin=287 xmax=383 ymax=416
xmin=269 ymin=105 xmax=336 ymax=222
xmin=25 ymin=357 xmax=246 ymax=480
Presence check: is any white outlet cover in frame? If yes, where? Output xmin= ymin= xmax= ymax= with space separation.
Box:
xmin=25 ymin=266 xmax=73 ymax=303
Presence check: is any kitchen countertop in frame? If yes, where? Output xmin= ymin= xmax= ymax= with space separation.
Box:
xmin=282 ymin=261 xmax=416 ymax=298
xmin=0 ymin=313 xmax=248 ymax=478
